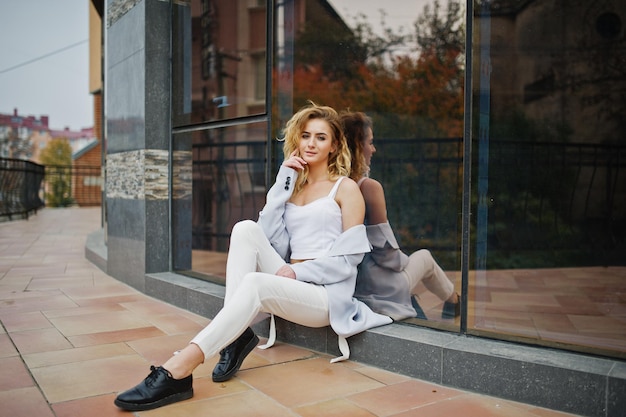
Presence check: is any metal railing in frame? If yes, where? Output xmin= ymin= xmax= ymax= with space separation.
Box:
xmin=0 ymin=159 xmax=102 ymax=222
xmin=43 ymin=165 xmax=102 ymax=208
xmin=188 ymin=137 xmax=625 ymax=267
xmin=0 ymin=158 xmax=45 ymax=220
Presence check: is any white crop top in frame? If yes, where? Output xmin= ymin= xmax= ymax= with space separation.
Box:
xmin=284 ymin=177 xmax=345 ymax=259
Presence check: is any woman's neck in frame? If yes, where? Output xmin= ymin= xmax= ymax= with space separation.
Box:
xmin=306 ymin=164 xmax=331 ymax=184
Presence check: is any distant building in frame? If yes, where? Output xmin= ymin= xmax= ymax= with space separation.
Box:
xmin=0 ymin=108 xmax=96 ymax=163
xmin=72 ymin=139 xmax=102 ymax=206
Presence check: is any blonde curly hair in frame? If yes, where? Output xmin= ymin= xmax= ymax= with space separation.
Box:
xmin=281 ymin=102 xmax=352 ymax=195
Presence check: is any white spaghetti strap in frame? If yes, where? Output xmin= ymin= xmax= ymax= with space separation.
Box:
xmin=330 ymin=335 xmax=350 ymax=363
xmin=328 ymin=177 xmax=345 ymax=198
xmin=257 ymin=314 xmax=277 ymax=350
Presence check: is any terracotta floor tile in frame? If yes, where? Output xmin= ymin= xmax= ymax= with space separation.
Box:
xmin=239 ymin=356 xmax=385 ymax=408
xmin=490 ymin=293 xmax=561 ymax=308
xmin=49 ymin=311 xmax=154 ymax=336
xmin=68 ymin=326 xmax=167 ymax=347
xmin=142 ymin=389 xmax=294 ymax=417
xmin=126 ymin=332 xmax=204 ymax=365
xmin=26 ymin=277 xmax=95 ymax=291
xmin=0 ymin=386 xmax=56 ymax=417
xmin=143 ymin=313 xmax=206 ymax=335
xmin=0 ymin=293 xmax=78 ymax=314
xmin=119 ymin=299 xmax=191 ymax=316
xmin=0 ymin=288 xmax=63 ymax=301
xmin=250 ymin=338 xmax=318 ymax=364
xmin=390 ymin=393 xmax=541 ymax=417
xmin=1 ymin=310 xmax=53 ymax=332
xmin=0 ymin=356 xmax=35 ymax=390
xmin=530 ymin=313 xmax=577 ymax=333
xmin=568 ymin=315 xmax=626 ymax=334
xmin=23 ymin=342 xmax=135 ymax=368
xmin=347 ymin=379 xmax=463 ymax=416
xmin=295 ymin=398 xmax=377 ymax=417
xmin=43 ymin=303 xmax=127 ymax=318
xmin=61 ymin=285 xmax=140 ymax=302
xmin=187 ymin=374 xmax=251 ymax=400
xmin=73 ymin=294 xmax=151 ymax=307
xmin=0 ymin=333 xmax=18 ymax=358
xmin=32 ymin=354 xmax=150 ymax=403
xmin=10 ymin=328 xmax=73 ymax=354
xmin=52 ymin=393 xmax=129 ymax=417
xmin=352 ymin=364 xmax=412 ymax=385
xmin=525 ymin=405 xmax=587 ymax=417
xmin=0 ymin=276 xmax=31 ymax=292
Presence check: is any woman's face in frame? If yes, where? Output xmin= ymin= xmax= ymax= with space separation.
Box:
xmin=362 ymin=127 xmax=376 ymax=168
xmin=298 ymin=118 xmax=336 ymax=167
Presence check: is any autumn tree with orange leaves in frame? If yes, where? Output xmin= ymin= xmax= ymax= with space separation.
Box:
xmin=284 ymin=0 xmax=465 ymax=139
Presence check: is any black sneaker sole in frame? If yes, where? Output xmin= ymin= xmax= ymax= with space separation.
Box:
xmin=212 ymin=334 xmax=260 ymax=382
xmin=114 ymin=388 xmax=193 ymax=411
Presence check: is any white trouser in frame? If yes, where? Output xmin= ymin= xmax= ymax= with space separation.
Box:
xmin=402 ymin=249 xmax=454 ymax=301
xmin=190 ymin=220 xmax=330 ymax=360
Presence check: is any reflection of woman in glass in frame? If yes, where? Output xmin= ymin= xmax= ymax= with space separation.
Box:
xmin=341 ymin=111 xmax=460 ymax=321
xmin=114 ymin=103 xmax=391 ymax=411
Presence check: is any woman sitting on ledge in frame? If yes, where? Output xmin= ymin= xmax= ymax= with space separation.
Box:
xmin=114 ymin=103 xmax=391 ymax=411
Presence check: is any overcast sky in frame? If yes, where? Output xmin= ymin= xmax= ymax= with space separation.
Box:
xmin=329 ymin=0 xmax=432 ymax=36
xmin=0 ymin=0 xmax=92 ymax=131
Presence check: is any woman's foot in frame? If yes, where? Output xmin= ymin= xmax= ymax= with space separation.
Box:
xmin=442 ymin=293 xmax=460 ymax=319
xmin=114 ymin=365 xmax=193 ymax=411
xmin=411 ymin=296 xmax=428 ymax=320
xmin=212 ymin=327 xmax=259 ymax=382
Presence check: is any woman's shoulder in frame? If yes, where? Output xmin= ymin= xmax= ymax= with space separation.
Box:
xmin=336 ymin=176 xmax=360 ymax=194
xmin=359 ymin=177 xmax=384 ymax=195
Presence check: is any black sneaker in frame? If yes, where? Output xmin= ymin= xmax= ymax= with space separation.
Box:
xmin=114 ymin=365 xmax=193 ymax=411
xmin=411 ymin=295 xmax=428 ymax=320
xmin=212 ymin=327 xmax=259 ymax=382
xmin=442 ymin=294 xmax=461 ymax=319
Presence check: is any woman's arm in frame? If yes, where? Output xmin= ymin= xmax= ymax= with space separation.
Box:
xmin=257 ymin=165 xmax=297 ymax=260
xmin=336 ymin=177 xmax=366 ymax=230
xmin=359 ymin=177 xmax=409 ymax=271
xmin=359 ymin=178 xmax=388 ymax=225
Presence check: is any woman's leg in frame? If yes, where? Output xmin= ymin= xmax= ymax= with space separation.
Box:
xmin=404 ymin=249 xmax=455 ymax=301
xmin=165 ymin=220 xmax=292 ymax=378
xmin=224 ymin=220 xmax=287 ymax=304
xmin=190 ymin=272 xmax=329 ymax=360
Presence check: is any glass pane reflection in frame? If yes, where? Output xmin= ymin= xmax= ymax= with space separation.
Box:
xmin=172 ymin=0 xmax=267 ymax=127
xmin=173 ymin=122 xmax=268 ymax=283
xmin=471 ymin=0 xmax=626 ymax=357
xmin=273 ymin=0 xmax=465 ymax=326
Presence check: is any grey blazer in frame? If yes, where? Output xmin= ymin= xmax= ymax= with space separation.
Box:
xmin=354 ymin=222 xmax=417 ymax=321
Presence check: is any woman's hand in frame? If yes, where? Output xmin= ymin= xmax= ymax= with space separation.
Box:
xmin=282 ymin=150 xmax=307 ymax=171
xmin=275 ymin=265 xmax=296 ymax=279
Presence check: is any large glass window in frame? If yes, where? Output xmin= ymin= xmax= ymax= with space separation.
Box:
xmin=471 ymin=0 xmax=626 ymax=358
xmin=173 ymin=122 xmax=268 ymax=280
xmin=272 ymin=0 xmax=465 ymax=328
xmin=171 ymin=0 xmax=625 ymax=358
xmin=171 ymin=0 xmax=269 ymax=283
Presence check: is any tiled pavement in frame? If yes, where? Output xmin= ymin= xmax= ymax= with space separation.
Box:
xmin=0 ymin=207 xmax=582 ymax=417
